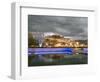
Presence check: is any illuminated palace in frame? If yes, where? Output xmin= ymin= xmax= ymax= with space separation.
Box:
xmin=42 ymin=35 xmax=87 ymax=48
xmin=28 ymin=32 xmax=87 ymax=48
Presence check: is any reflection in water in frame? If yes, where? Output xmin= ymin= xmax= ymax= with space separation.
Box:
xmin=28 ymin=48 xmax=88 ymax=66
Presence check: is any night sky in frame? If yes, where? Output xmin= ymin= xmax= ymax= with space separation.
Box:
xmin=28 ymin=15 xmax=88 ymax=40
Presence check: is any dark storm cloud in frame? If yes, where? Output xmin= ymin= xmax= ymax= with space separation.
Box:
xmin=28 ymin=15 xmax=88 ymax=40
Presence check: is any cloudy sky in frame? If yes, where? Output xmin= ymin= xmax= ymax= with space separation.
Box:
xmin=28 ymin=15 xmax=88 ymax=40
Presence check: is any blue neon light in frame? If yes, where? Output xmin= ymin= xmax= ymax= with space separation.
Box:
xmin=28 ymin=48 xmax=73 ymax=55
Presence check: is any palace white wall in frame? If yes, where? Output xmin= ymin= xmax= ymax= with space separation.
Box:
xmin=0 ymin=0 xmax=100 ymax=81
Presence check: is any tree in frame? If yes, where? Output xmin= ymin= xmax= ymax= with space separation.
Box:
xmin=28 ymin=32 xmax=39 ymax=47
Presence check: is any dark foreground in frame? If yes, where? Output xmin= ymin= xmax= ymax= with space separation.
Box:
xmin=28 ymin=54 xmax=88 ymax=66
